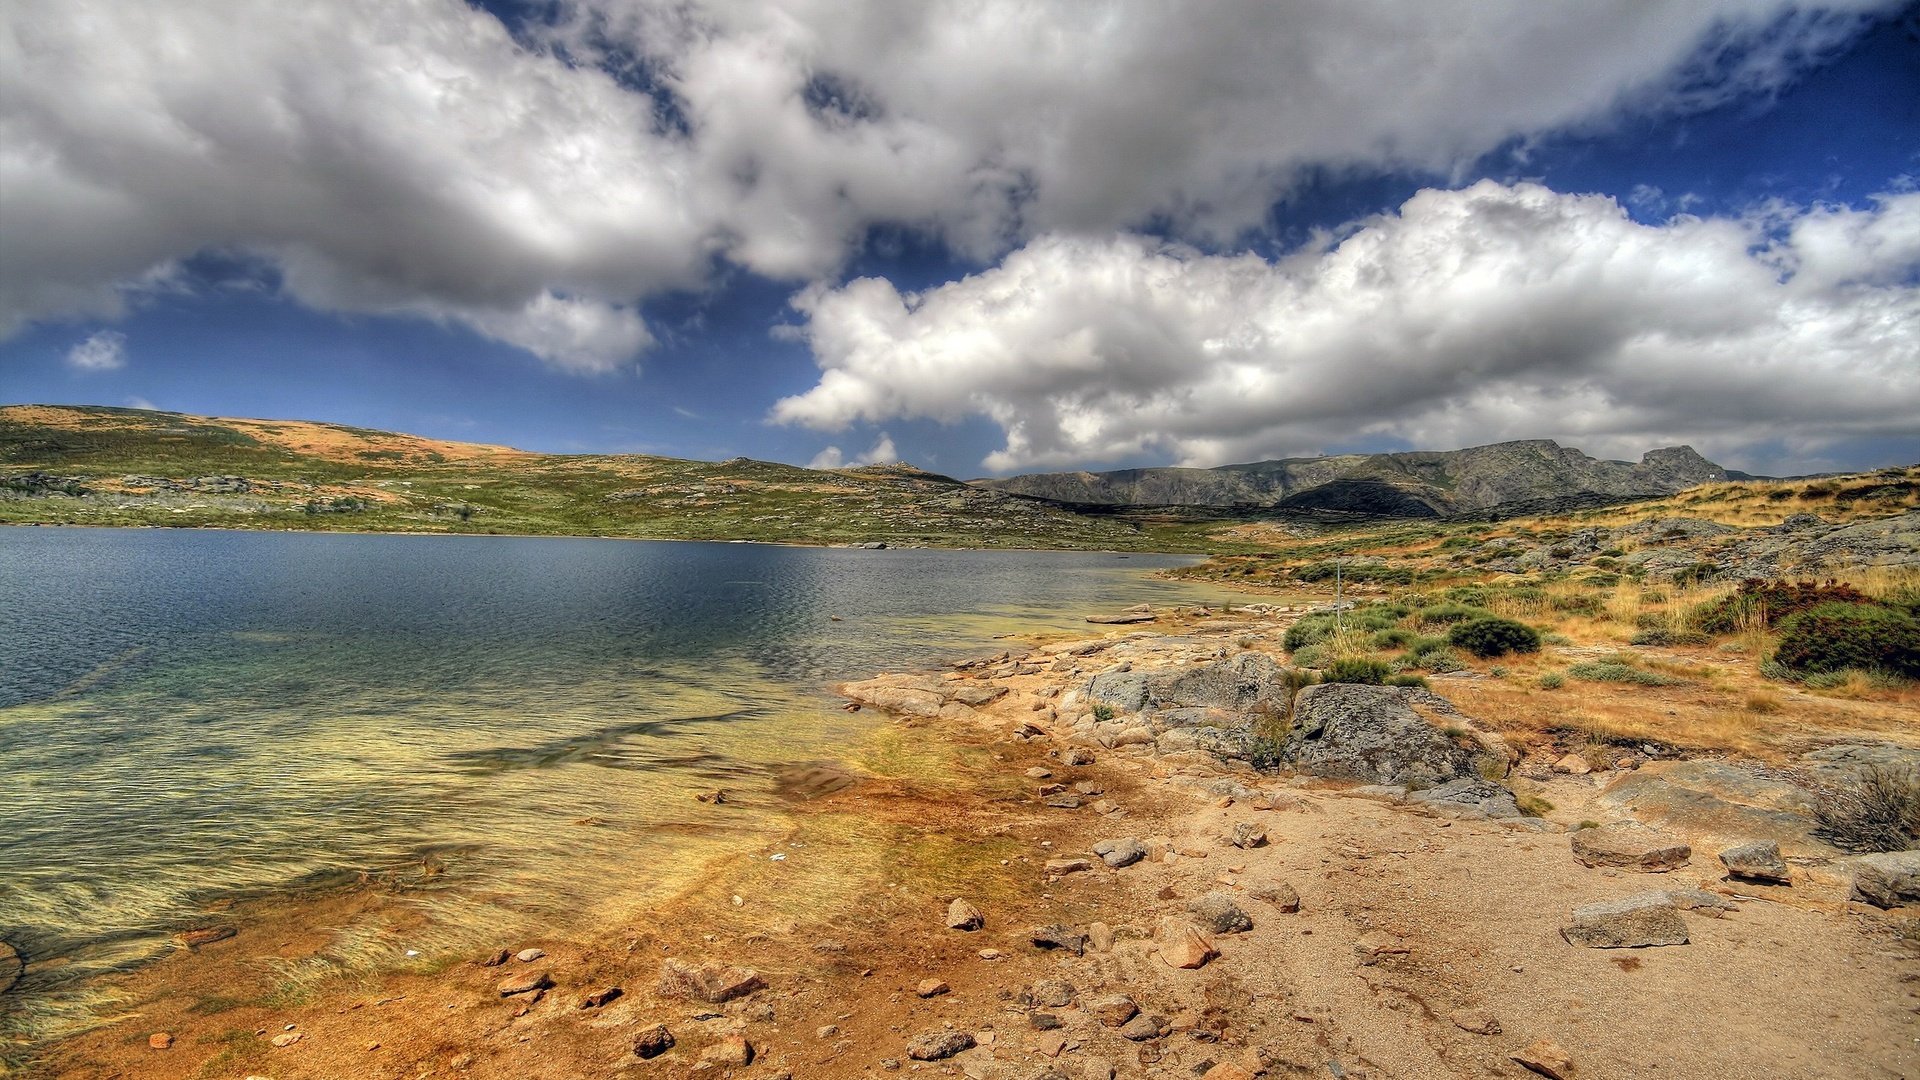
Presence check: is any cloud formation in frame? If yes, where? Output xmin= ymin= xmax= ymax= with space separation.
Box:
xmin=64 ymin=330 xmax=127 ymax=372
xmin=774 ymin=182 xmax=1920 ymax=472
xmin=1 ymin=0 xmax=1899 ymax=370
xmin=807 ymin=432 xmax=897 ymax=470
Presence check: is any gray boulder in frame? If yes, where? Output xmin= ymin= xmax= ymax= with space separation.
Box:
xmin=1092 ymin=838 xmax=1147 ymax=868
xmin=1086 ymin=653 xmax=1291 ymax=716
xmin=1847 ymin=851 xmax=1920 ymax=908
xmin=1279 ymin=683 xmax=1510 ymax=786
xmin=1560 ymin=893 xmax=1689 ymax=948
xmin=1407 ymin=777 xmax=1522 ymax=818
xmin=1718 ymin=840 xmax=1790 ymax=884
xmin=1187 ymin=892 xmax=1253 ymax=934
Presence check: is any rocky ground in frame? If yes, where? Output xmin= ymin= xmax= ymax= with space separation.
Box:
xmin=20 ymin=605 xmax=1920 ymax=1080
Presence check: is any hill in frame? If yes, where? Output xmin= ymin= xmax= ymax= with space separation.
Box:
xmin=976 ymin=439 xmax=1728 ymax=517
xmin=0 ymin=405 xmax=1171 ymax=549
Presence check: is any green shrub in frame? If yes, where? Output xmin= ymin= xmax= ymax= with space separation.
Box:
xmin=1371 ymin=628 xmax=1415 ymax=649
xmin=1551 ymin=593 xmax=1604 ymax=615
xmin=1417 ymin=602 xmax=1493 ymax=628
xmin=1630 ymin=627 xmax=1710 ymax=647
xmin=1323 ymin=657 xmax=1392 ymax=684
xmin=1693 ymin=578 xmax=1871 ymax=634
xmin=1567 ymin=661 xmax=1682 ymax=686
xmin=1283 ymin=615 xmax=1336 ymax=651
xmin=1290 ymin=644 xmax=1331 ymax=669
xmin=1092 ymin=702 xmax=1115 ymax=722
xmin=1772 ymin=602 xmax=1920 ymax=678
xmin=1538 ymin=672 xmax=1565 ymax=689
xmin=1384 ymin=673 xmax=1429 ymax=689
xmin=1447 ymin=617 xmax=1542 ymax=658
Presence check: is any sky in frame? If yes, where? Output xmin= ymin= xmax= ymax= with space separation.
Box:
xmin=2 ymin=1 xmax=1917 ymax=478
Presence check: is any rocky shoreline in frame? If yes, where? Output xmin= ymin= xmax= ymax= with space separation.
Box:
xmin=24 ymin=602 xmax=1920 ymax=1079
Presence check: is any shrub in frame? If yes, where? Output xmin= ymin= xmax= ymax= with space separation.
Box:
xmin=1092 ymin=702 xmax=1115 ymax=722
xmin=1813 ymin=765 xmax=1920 ymax=853
xmin=1417 ymin=602 xmax=1492 ymax=628
xmin=1630 ymin=627 xmax=1710 ymax=647
xmin=1772 ymin=602 xmax=1920 ymax=678
xmin=1538 ymin=672 xmax=1566 ymax=690
xmin=1552 ymin=593 xmax=1604 ymax=615
xmin=1323 ymin=657 xmax=1392 ymax=685
xmin=1283 ymin=615 xmax=1336 ymax=651
xmin=1447 ymin=617 xmax=1542 ymax=658
xmin=1371 ymin=628 xmax=1415 ymax=649
xmin=1407 ymin=645 xmax=1465 ymax=674
xmin=1290 ymin=644 xmax=1330 ymax=669
xmin=1692 ymin=578 xmax=1871 ymax=635
xmin=1567 ymin=661 xmax=1682 ymax=686
xmin=1384 ymin=673 xmax=1429 ymax=689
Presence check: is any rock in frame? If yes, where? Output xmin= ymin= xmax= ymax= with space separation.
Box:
xmin=179 ymin=926 xmax=237 ymax=949
xmin=1201 ymin=1062 xmax=1258 ymax=1080
xmin=497 ymin=968 xmax=553 ymax=996
xmin=478 ymin=947 xmax=511 ymax=967
xmin=1570 ymin=821 xmax=1691 ymax=872
xmin=1119 ymin=1013 xmax=1168 ymax=1041
xmin=952 ymin=685 xmax=1009 ymax=707
xmin=1560 ymin=893 xmax=1690 ymax=948
xmin=917 ymin=978 xmax=951 ymax=998
xmin=1665 ymin=889 xmax=1738 ymax=916
xmin=1593 ymin=760 xmax=1823 ymax=855
xmin=1187 ymin=892 xmax=1253 ymax=934
xmin=656 ymin=958 xmax=764 ymax=1003
xmin=1847 ymin=851 xmax=1920 ymax=908
xmin=906 ymin=1030 xmax=977 ymax=1061
xmin=1407 ymin=777 xmax=1522 ymax=818
xmin=1062 ymin=748 xmax=1095 ymax=766
xmin=579 ymin=986 xmax=623 ymax=1008
xmin=947 ymin=898 xmax=986 ymax=930
xmin=1512 ymin=1038 xmax=1575 ymax=1079
xmin=515 ymin=947 xmax=545 ymax=962
xmin=1030 ymin=925 xmax=1087 ymax=955
xmin=1027 ymin=767 xmax=1054 ymax=779
xmin=1156 ymin=922 xmax=1218 ymax=969
xmin=695 ymin=789 xmax=728 ymax=804
xmin=1027 ymin=978 xmax=1076 ymax=1007
xmin=1093 ymin=838 xmax=1147 ymax=868
xmin=1249 ymin=882 xmax=1300 ymax=913
xmin=1280 ymin=684 xmax=1509 ymax=786
xmin=1045 ymin=858 xmax=1093 ymax=875
xmin=1553 ymin=753 xmax=1592 ymax=775
xmin=1226 ymin=822 xmax=1267 ymax=849
xmin=1087 ymin=613 xmax=1156 ymax=624
xmin=1719 ymin=840 xmax=1791 ymax=884
xmin=1087 ymin=994 xmax=1139 ymax=1026
xmin=1086 ymin=922 xmax=1116 ymax=952
xmin=1030 ymin=1012 xmax=1064 ymax=1031
xmin=149 ymin=1033 xmax=174 ymax=1050
xmin=634 ymin=1025 xmax=676 ymax=1059
xmin=1449 ymin=1008 xmax=1501 ymax=1035
xmin=271 ymin=1031 xmax=302 ymax=1048
xmin=700 ymin=1035 xmax=755 ymax=1068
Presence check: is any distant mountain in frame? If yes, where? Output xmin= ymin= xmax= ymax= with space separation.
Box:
xmin=974 ymin=440 xmax=1728 ymax=518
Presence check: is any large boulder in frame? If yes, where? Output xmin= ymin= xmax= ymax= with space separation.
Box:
xmin=1846 ymin=851 xmax=1920 ymax=908
xmin=1279 ymin=684 xmax=1510 ymax=787
xmin=1087 ymin=653 xmax=1291 ymax=717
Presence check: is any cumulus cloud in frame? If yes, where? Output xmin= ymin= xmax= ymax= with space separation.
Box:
xmin=64 ymin=329 xmax=127 ymax=371
xmin=807 ymin=431 xmax=897 ymax=470
xmin=773 ymin=182 xmax=1920 ymax=472
xmin=1 ymin=0 xmax=1900 ymax=366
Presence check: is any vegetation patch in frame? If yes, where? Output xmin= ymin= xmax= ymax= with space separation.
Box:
xmin=1447 ymin=616 xmax=1542 ymax=658
xmin=1772 ymin=602 xmax=1920 ymax=679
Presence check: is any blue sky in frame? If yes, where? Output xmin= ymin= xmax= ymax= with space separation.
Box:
xmin=2 ymin=2 xmax=1917 ymax=477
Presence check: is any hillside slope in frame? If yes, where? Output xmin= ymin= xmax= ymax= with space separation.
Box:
xmin=0 ymin=405 xmax=1166 ymax=549
xmin=977 ymin=439 xmax=1728 ymax=516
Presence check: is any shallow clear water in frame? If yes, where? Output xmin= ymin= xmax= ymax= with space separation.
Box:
xmin=0 ymin=527 xmax=1227 ymax=1026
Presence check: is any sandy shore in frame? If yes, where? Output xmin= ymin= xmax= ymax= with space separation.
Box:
xmin=18 ymin=603 xmax=1920 ymax=1080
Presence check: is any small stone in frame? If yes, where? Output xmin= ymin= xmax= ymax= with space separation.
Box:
xmin=1062 ymin=748 xmax=1095 ymax=766
xmin=497 ymin=968 xmax=553 ymax=997
xmin=817 ymin=1024 xmax=840 ymax=1039
xmin=1029 ymin=1012 xmax=1064 ymax=1030
xmin=947 ymin=898 xmax=986 ymax=930
xmin=1187 ymin=892 xmax=1253 ymax=934
xmin=1092 ymin=838 xmax=1147 ymax=868
xmin=579 ymin=986 xmax=623 ymax=1008
xmin=1552 ymin=754 xmax=1591 ymax=775
xmin=1044 ymin=795 xmax=1084 ymax=809
xmin=700 ymin=1035 xmax=754 ymax=1068
xmin=1512 ymin=1037 xmax=1574 ymax=1079
xmin=148 ymin=1033 xmax=173 ymax=1050
xmin=1026 ymin=978 xmax=1076 ymax=1008
xmin=1033 ymin=1032 xmax=1069 ymax=1057
xmin=515 ymin=947 xmax=545 ymax=962
xmin=633 ymin=1025 xmax=676 ymax=1059
xmin=1560 ymin=893 xmax=1689 ymax=948
xmin=1027 ymin=767 xmax=1053 ymax=779
xmin=1201 ymin=1063 xmax=1257 ymax=1080
xmin=1227 ymin=823 xmax=1267 ymax=849
xmin=916 ymin=978 xmax=951 ymax=998
xmin=906 ymin=1030 xmax=976 ymax=1061
xmin=1718 ymin=840 xmax=1791 ymax=885
xmin=179 ymin=926 xmax=237 ymax=949
xmin=1449 ymin=1008 xmax=1502 ymax=1035
xmin=1569 ymin=821 xmax=1691 ymax=872
xmin=1119 ymin=1013 xmax=1167 ymax=1041
xmin=1030 ymin=924 xmax=1087 ymax=955
xmin=657 ymin=958 xmax=764 ymax=1003
xmin=1087 ymin=994 xmax=1138 ymax=1026
xmin=478 ymin=948 xmax=511 ymax=967
xmin=1087 ymin=921 xmax=1116 ymax=952
xmin=978 ymin=948 xmax=1005 ymax=960
xmin=1156 ymin=922 xmax=1218 ymax=969
xmin=1045 ymin=857 xmax=1093 ymax=875
xmin=1249 ymin=882 xmax=1301 ymax=913
xmin=271 ymin=1032 xmax=302 ymax=1048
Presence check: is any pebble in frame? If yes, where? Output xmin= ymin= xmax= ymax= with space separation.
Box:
xmin=916 ymin=978 xmax=950 ymax=998
xmin=515 ymin=948 xmax=545 ymax=962
xmin=148 ymin=1033 xmax=173 ymax=1050
xmin=947 ymin=898 xmax=986 ymax=931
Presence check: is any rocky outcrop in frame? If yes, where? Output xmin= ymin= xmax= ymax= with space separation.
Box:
xmin=1846 ymin=851 xmax=1920 ymax=908
xmin=1086 ymin=652 xmax=1291 ymax=715
xmin=1278 ymin=683 xmax=1511 ymax=787
xmin=1570 ymin=822 xmax=1692 ymax=872
xmin=1592 ymin=760 xmax=1827 ymax=856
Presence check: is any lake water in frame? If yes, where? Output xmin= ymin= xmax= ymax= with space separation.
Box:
xmin=0 ymin=527 xmax=1228 ymax=1035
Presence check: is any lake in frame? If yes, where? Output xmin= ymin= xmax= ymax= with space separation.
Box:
xmin=0 ymin=527 xmax=1230 ymax=1034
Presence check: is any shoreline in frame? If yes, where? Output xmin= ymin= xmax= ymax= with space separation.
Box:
xmin=16 ymin=599 xmax=1920 ymax=1079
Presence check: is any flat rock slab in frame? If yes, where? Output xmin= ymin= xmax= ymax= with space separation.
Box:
xmin=1848 ymin=851 xmax=1920 ymax=908
xmin=906 ymin=1030 xmax=976 ymax=1060
xmin=1719 ymin=840 xmax=1791 ymax=884
xmin=1187 ymin=892 xmax=1252 ymax=935
xmin=1093 ymin=837 xmax=1147 ymax=867
xmin=1561 ymin=893 xmax=1690 ymax=948
xmin=1594 ymin=760 xmax=1826 ymax=856
xmin=1570 ymin=821 xmax=1691 ymax=872
xmin=656 ymin=958 xmax=764 ymax=1003
xmin=497 ymin=969 xmax=554 ymax=997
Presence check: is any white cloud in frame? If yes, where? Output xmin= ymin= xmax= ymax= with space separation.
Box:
xmin=806 ymin=431 xmax=897 ymax=470
xmin=64 ymin=329 xmax=127 ymax=371
xmin=774 ymin=182 xmax=1920 ymax=472
xmin=1 ymin=0 xmax=1901 ymax=363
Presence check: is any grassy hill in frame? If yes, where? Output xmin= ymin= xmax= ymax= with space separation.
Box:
xmin=0 ymin=404 xmax=1218 ymax=549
